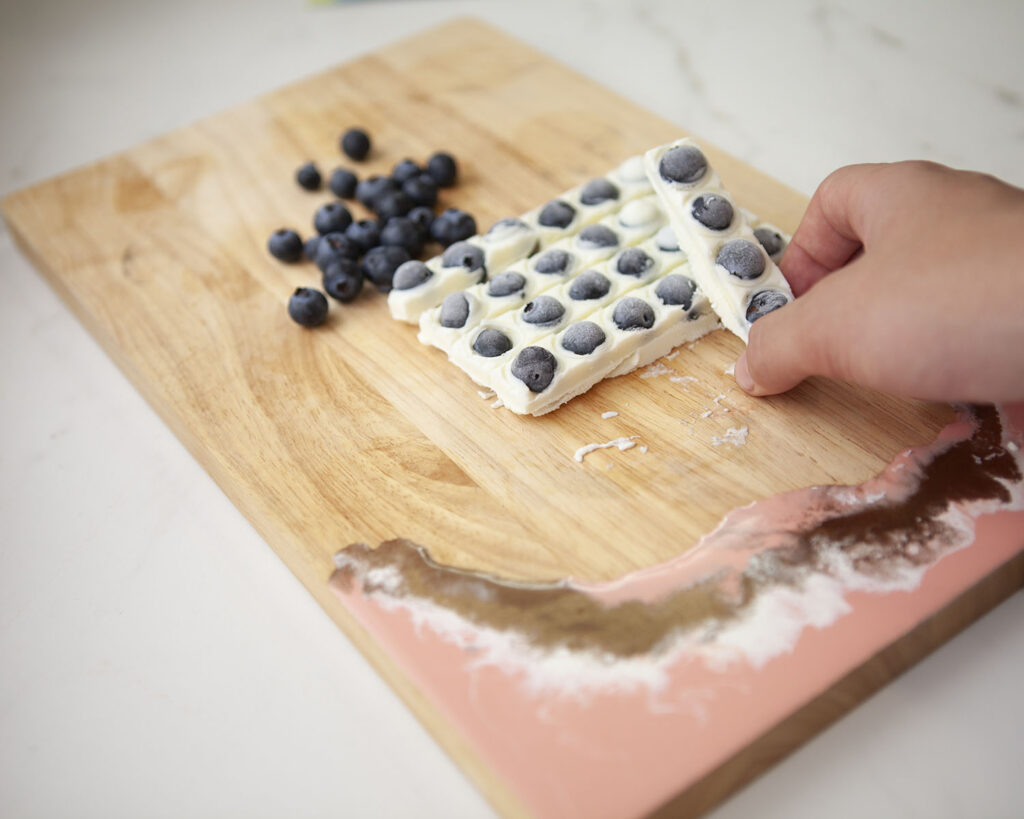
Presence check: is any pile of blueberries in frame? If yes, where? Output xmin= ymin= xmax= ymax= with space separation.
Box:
xmin=268 ymin=127 xmax=477 ymax=327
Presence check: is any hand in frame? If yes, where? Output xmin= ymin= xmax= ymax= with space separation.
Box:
xmin=734 ymin=161 xmax=1024 ymax=402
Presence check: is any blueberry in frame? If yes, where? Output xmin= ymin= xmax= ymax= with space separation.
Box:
xmin=522 ymin=295 xmax=564 ymax=325
xmin=488 ymin=217 xmax=529 ymax=236
xmin=655 ymin=225 xmax=680 ymax=252
xmin=345 ymin=219 xmax=381 ymax=253
xmin=472 ymin=328 xmax=513 ymax=358
xmin=315 ymin=232 xmax=360 ymax=272
xmin=615 ymin=248 xmax=654 ymax=277
xmin=322 ymin=258 xmax=363 ymax=303
xmin=328 ymin=167 xmax=358 ymax=199
xmin=295 ymin=161 xmax=322 ymax=191
xmin=403 ymin=174 xmax=438 ymax=208
xmin=579 ymin=178 xmax=620 ymax=206
xmin=511 ymin=346 xmax=557 ymax=393
xmin=658 ymin=145 xmax=708 ymax=185
xmin=407 ymin=206 xmax=435 ymax=240
xmin=288 ymin=287 xmax=328 ymax=326
xmin=746 ymin=289 xmax=790 ymax=323
xmin=534 ymin=248 xmax=572 ymax=275
xmin=391 ymin=159 xmax=421 ymax=185
xmin=487 ymin=271 xmax=526 ymax=298
xmin=267 ymin=228 xmax=303 ymax=262
xmin=356 ymin=175 xmax=396 ymax=210
xmin=577 ymin=224 xmax=619 ymax=249
xmin=431 ymin=209 xmax=477 ymax=247
xmin=314 ymin=201 xmax=353 ymax=235
xmin=568 ymin=270 xmax=611 ymax=301
xmin=374 ymin=190 xmax=413 ymax=221
xmin=361 ymin=245 xmax=410 ymax=292
xmin=538 ymin=200 xmax=575 ymax=229
xmin=426 ymin=151 xmax=458 ymax=187
xmin=303 ymin=236 xmax=321 ymax=261
xmin=392 ymin=260 xmax=433 ymax=291
xmin=441 ymin=241 xmax=485 ymax=274
xmin=440 ymin=292 xmax=471 ymax=328
xmin=380 ymin=217 xmax=423 ymax=256
xmin=612 ymin=297 xmax=655 ymax=330
xmin=691 ymin=194 xmax=734 ymax=231
xmin=341 ymin=128 xmax=371 ymax=161
xmin=655 ymin=274 xmax=697 ymax=309
xmin=754 ymin=226 xmax=786 ymax=261
xmin=561 ymin=321 xmax=606 ymax=355
xmin=716 ymin=239 xmax=766 ymax=280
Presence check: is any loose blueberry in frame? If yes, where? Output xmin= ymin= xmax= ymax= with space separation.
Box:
xmin=341 ymin=128 xmax=371 ymax=161
xmin=579 ymin=178 xmax=620 ymax=205
xmin=345 ymin=219 xmax=382 ymax=253
xmin=746 ymin=289 xmax=790 ymax=323
xmin=268 ymin=228 xmax=303 ymax=262
xmin=511 ymin=346 xmax=557 ymax=393
xmin=522 ymin=295 xmax=564 ymax=325
xmin=612 ymin=297 xmax=655 ymax=330
xmin=328 ymin=168 xmax=358 ymax=199
xmin=537 ymin=200 xmax=575 ymax=229
xmin=295 ymin=161 xmax=322 ymax=191
xmin=288 ymin=287 xmax=328 ymax=326
xmin=716 ymin=239 xmax=766 ymax=280
xmin=441 ymin=241 xmax=485 ymax=273
xmin=426 ymin=151 xmax=458 ymax=187
xmin=472 ymin=328 xmax=513 ymax=358
xmin=561 ymin=321 xmax=606 ymax=355
xmin=356 ymin=175 xmax=396 ymax=210
xmin=534 ymin=248 xmax=572 ymax=275
xmin=374 ymin=190 xmax=413 ymax=221
xmin=655 ymin=274 xmax=697 ymax=309
xmin=407 ymin=206 xmax=434 ymax=241
xmin=754 ymin=226 xmax=786 ymax=260
xmin=403 ymin=174 xmax=438 ymax=208
xmin=314 ymin=201 xmax=353 ymax=235
xmin=658 ymin=145 xmax=708 ymax=185
xmin=616 ymin=248 xmax=654 ymax=277
xmin=691 ymin=194 xmax=734 ymax=231
xmin=439 ymin=292 xmax=470 ymax=328
xmin=303 ymin=236 xmax=321 ymax=261
xmin=315 ymin=232 xmax=360 ymax=272
xmin=380 ymin=217 xmax=423 ymax=256
xmin=431 ymin=208 xmax=477 ymax=247
xmin=577 ymin=224 xmax=619 ymax=249
xmin=487 ymin=271 xmax=527 ymax=298
xmin=391 ymin=159 xmax=421 ymax=185
xmin=655 ymin=225 xmax=680 ymax=252
xmin=361 ymin=245 xmax=411 ymax=292
xmin=568 ymin=270 xmax=611 ymax=301
xmin=322 ymin=259 xmax=364 ymax=303
xmin=392 ymin=260 xmax=433 ymax=291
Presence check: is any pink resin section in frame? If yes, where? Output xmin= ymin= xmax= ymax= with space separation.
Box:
xmin=329 ymin=405 xmax=1024 ymax=818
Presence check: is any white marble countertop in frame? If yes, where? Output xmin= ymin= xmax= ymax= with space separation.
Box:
xmin=2 ymin=1 xmax=1022 ymax=816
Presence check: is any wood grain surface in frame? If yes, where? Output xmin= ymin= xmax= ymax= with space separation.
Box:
xmin=2 ymin=17 xmax=967 ymax=818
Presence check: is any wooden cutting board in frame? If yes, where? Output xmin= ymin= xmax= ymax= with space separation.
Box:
xmin=5 ymin=17 xmax=1019 ymax=819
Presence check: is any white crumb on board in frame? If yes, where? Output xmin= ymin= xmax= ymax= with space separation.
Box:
xmin=712 ymin=426 xmax=749 ymax=447
xmin=664 ymin=350 xmax=680 ymax=360
xmin=639 ymin=445 xmax=649 ymax=454
xmin=477 ymin=389 xmax=495 ymax=399
xmin=1009 ymin=441 xmax=1020 ymax=453
xmin=723 ymin=363 xmax=735 ymax=376
xmin=490 ymin=397 xmax=503 ymax=409
xmin=669 ymin=375 xmax=698 ymax=385
xmin=700 ymin=410 xmax=713 ymax=419
xmin=601 ymin=411 xmax=619 ymax=419
xmin=574 ymin=436 xmax=639 ymax=463
xmin=712 ymin=393 xmax=728 ymax=405
xmin=640 ymin=362 xmax=673 ymax=379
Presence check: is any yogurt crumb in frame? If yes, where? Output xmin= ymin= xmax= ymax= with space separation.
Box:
xmin=665 ymin=350 xmax=680 ymax=360
xmin=641 ymin=362 xmax=673 ymax=379
xmin=700 ymin=410 xmax=713 ymax=418
xmin=711 ymin=426 xmax=749 ymax=447
xmin=574 ymin=436 xmax=640 ymax=463
xmin=723 ymin=363 xmax=735 ymax=376
xmin=669 ymin=375 xmax=699 ymax=386
xmin=639 ymin=445 xmax=649 ymax=454
xmin=490 ymin=397 xmax=504 ymax=409
xmin=477 ymin=390 xmax=495 ymax=399
xmin=601 ymin=411 xmax=619 ymax=419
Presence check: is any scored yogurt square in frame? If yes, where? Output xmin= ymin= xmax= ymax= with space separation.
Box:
xmin=388 ymin=155 xmax=654 ymax=324
xmin=644 ymin=138 xmax=794 ymax=342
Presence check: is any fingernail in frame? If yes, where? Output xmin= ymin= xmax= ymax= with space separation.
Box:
xmin=734 ymin=353 xmax=756 ymax=394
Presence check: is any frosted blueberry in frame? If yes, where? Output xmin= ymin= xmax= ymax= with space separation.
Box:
xmin=754 ymin=227 xmax=786 ymax=260
xmin=442 ymin=241 xmax=485 ymax=273
xmin=577 ymin=224 xmax=618 ymax=249
xmin=472 ymin=329 xmax=513 ymax=358
xmin=691 ymin=194 xmax=733 ymax=231
xmin=440 ymin=292 xmax=471 ymax=328
xmin=522 ymin=295 xmax=565 ymax=325
xmin=392 ymin=260 xmax=432 ymax=291
xmin=538 ymin=200 xmax=576 ymax=229
xmin=655 ymin=274 xmax=697 ymax=309
xmin=579 ymin=178 xmax=620 ymax=205
xmin=511 ymin=346 xmax=557 ymax=393
xmin=561 ymin=321 xmax=606 ymax=355
xmin=615 ymin=248 xmax=654 ymax=277
xmin=655 ymin=225 xmax=680 ymax=252
xmin=535 ymin=249 xmax=572 ymax=275
xmin=612 ymin=297 xmax=655 ymax=330
xmin=746 ymin=289 xmax=790 ymax=323
xmin=658 ymin=145 xmax=707 ymax=185
xmin=488 ymin=271 xmax=527 ymax=298
xmin=716 ymin=239 xmax=765 ymax=280
xmin=568 ymin=270 xmax=611 ymax=301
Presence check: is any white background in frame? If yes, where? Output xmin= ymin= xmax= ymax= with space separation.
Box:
xmin=2 ymin=1 xmax=1023 ymax=816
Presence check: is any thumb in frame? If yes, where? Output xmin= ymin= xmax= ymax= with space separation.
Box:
xmin=734 ymin=261 xmax=871 ymax=396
